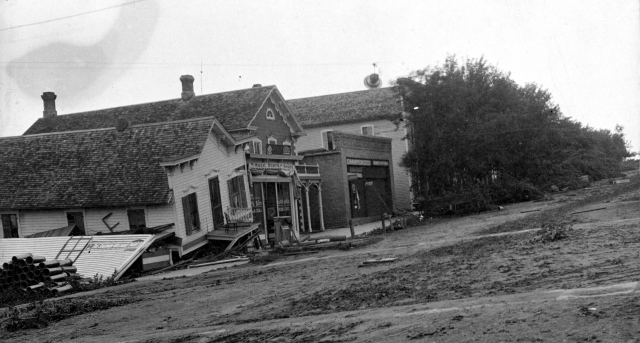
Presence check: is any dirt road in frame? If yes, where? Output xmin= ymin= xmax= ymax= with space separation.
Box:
xmin=2 ymin=179 xmax=639 ymax=342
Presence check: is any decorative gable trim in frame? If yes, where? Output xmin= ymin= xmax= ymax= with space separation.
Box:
xmin=182 ymin=185 xmax=198 ymax=194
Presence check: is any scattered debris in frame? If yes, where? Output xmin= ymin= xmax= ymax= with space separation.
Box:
xmin=527 ymin=224 xmax=571 ymax=244
xmin=571 ymin=207 xmax=607 ymax=215
xmin=520 ymin=209 xmax=541 ymax=213
xmin=359 ymin=258 xmax=397 ymax=267
xmin=187 ymin=257 xmax=250 ymax=269
xmin=612 ymin=179 xmax=630 ymax=184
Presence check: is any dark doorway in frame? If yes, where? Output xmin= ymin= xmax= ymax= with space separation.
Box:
xmin=209 ymin=177 xmax=224 ymax=230
xmin=66 ymin=212 xmax=86 ymax=235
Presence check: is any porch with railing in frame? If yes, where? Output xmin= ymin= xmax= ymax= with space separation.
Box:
xmin=295 ymin=164 xmax=320 ymax=177
xmin=227 ymin=207 xmax=253 ymax=223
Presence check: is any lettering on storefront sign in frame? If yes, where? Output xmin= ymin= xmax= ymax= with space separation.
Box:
xmin=249 ymin=162 xmax=295 ymax=171
xmin=346 ymin=159 xmax=371 ymax=166
xmin=86 ymin=239 xmax=144 ymax=251
xmin=372 ymin=160 xmax=389 ymax=166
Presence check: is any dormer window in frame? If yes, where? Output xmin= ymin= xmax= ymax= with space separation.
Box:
xmin=282 ymin=140 xmax=291 ymax=146
xmin=267 ymin=136 xmax=277 ymax=145
xmin=361 ymin=125 xmax=374 ymax=136
xmin=266 ymin=109 xmax=275 ymax=120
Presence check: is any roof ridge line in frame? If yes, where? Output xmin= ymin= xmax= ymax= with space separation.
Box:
xmin=42 ymin=85 xmax=277 ymax=118
xmin=13 ymin=116 xmax=217 ymax=139
xmin=288 ymin=87 xmax=394 ymax=101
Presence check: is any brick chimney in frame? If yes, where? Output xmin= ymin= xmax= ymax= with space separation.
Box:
xmin=41 ymin=92 xmax=57 ymax=118
xmin=180 ymin=75 xmax=195 ymax=101
xmin=252 ymin=84 xmax=262 ymax=88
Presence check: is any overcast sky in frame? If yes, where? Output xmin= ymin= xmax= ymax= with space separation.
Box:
xmin=1 ymin=0 xmax=638 ymax=152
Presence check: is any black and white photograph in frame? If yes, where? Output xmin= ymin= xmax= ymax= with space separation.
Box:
xmin=0 ymin=1 xmax=639 ymax=341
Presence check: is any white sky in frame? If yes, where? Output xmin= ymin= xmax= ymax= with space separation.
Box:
xmin=1 ymin=0 xmax=638 ymax=152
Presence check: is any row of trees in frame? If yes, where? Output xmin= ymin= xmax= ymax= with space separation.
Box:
xmin=396 ymin=56 xmax=633 ymax=209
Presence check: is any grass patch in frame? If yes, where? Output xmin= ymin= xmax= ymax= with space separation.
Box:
xmin=1 ymin=297 xmax=139 ymax=332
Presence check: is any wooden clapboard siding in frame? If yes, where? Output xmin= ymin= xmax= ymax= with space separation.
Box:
xmin=17 ymin=210 xmax=69 ymax=238
xmin=146 ymin=204 xmax=175 ymax=228
xmin=170 ymin=131 xmax=248 ymax=247
xmin=84 ymin=208 xmax=130 ymax=235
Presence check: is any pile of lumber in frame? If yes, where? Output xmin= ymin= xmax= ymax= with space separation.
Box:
xmin=0 ymin=253 xmax=77 ymax=295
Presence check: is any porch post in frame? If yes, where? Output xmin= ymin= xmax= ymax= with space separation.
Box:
xmin=316 ymin=181 xmax=325 ymax=231
xmin=304 ymin=182 xmax=313 ymax=232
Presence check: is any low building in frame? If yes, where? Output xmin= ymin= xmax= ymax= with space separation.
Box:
xmin=300 ymin=132 xmax=394 ymax=229
xmin=1 ymin=76 xmax=312 ymax=253
xmin=287 ymin=87 xmax=413 ymax=210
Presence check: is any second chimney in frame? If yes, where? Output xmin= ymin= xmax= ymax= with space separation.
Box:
xmin=180 ymin=75 xmax=195 ymax=101
xmin=41 ymin=92 xmax=57 ymax=118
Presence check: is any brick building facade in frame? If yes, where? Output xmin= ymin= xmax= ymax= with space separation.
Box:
xmin=300 ymin=132 xmax=393 ymax=229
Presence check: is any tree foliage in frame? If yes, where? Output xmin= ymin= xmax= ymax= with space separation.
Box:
xmin=395 ymin=56 xmax=632 ymax=208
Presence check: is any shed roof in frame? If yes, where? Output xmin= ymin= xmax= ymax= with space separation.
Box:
xmin=0 ymin=118 xmax=214 ymax=209
xmin=24 ymin=86 xmax=276 ymax=135
xmin=287 ymin=87 xmax=403 ymax=127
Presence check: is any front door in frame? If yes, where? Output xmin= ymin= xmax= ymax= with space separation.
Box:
xmin=209 ymin=177 xmax=224 ymax=230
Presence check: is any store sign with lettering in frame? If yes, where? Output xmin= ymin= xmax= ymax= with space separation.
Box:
xmin=372 ymin=160 xmax=389 ymax=166
xmin=249 ymin=162 xmax=295 ymax=172
xmin=346 ymin=159 xmax=371 ymax=166
xmin=87 ymin=239 xmax=144 ymax=251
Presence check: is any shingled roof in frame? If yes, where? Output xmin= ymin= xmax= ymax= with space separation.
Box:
xmin=24 ymin=86 xmax=276 ymax=135
xmin=287 ymin=87 xmax=403 ymax=128
xmin=0 ymin=118 xmax=214 ymax=209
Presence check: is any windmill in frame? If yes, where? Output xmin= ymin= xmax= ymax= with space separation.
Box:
xmin=363 ymin=63 xmax=382 ymax=89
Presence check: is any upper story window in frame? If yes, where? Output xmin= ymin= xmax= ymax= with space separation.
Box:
xmin=1 ymin=213 xmax=19 ymax=238
xmin=253 ymin=139 xmax=262 ymax=154
xmin=361 ymin=125 xmax=374 ymax=136
xmin=267 ymin=136 xmax=277 ymax=145
xmin=282 ymin=140 xmax=292 ymax=146
xmin=321 ymin=130 xmax=335 ymax=150
xmin=266 ymin=109 xmax=275 ymax=120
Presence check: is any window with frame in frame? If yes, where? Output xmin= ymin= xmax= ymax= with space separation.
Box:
xmin=267 ymin=136 xmax=277 ymax=145
xmin=66 ymin=212 xmax=86 ymax=235
xmin=227 ymin=175 xmax=248 ymax=208
xmin=182 ymin=193 xmax=201 ymax=235
xmin=127 ymin=209 xmax=146 ymax=230
xmin=361 ymin=125 xmax=374 ymax=136
xmin=1 ymin=214 xmax=19 ymax=238
xmin=321 ymin=130 xmax=334 ymax=150
xmin=253 ymin=139 xmax=262 ymax=154
xmin=266 ymin=109 xmax=275 ymax=120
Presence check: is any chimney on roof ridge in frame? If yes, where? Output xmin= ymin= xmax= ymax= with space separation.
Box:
xmin=180 ymin=75 xmax=195 ymax=101
xmin=41 ymin=92 xmax=57 ymax=118
xmin=252 ymin=84 xmax=262 ymax=88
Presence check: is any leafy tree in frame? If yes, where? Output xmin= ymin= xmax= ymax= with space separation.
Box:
xmin=395 ymin=56 xmax=632 ymax=210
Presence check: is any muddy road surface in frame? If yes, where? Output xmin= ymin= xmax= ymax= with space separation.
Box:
xmin=2 ymin=179 xmax=639 ymax=342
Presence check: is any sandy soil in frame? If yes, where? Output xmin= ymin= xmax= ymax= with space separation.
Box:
xmin=2 ymin=179 xmax=639 ymax=343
